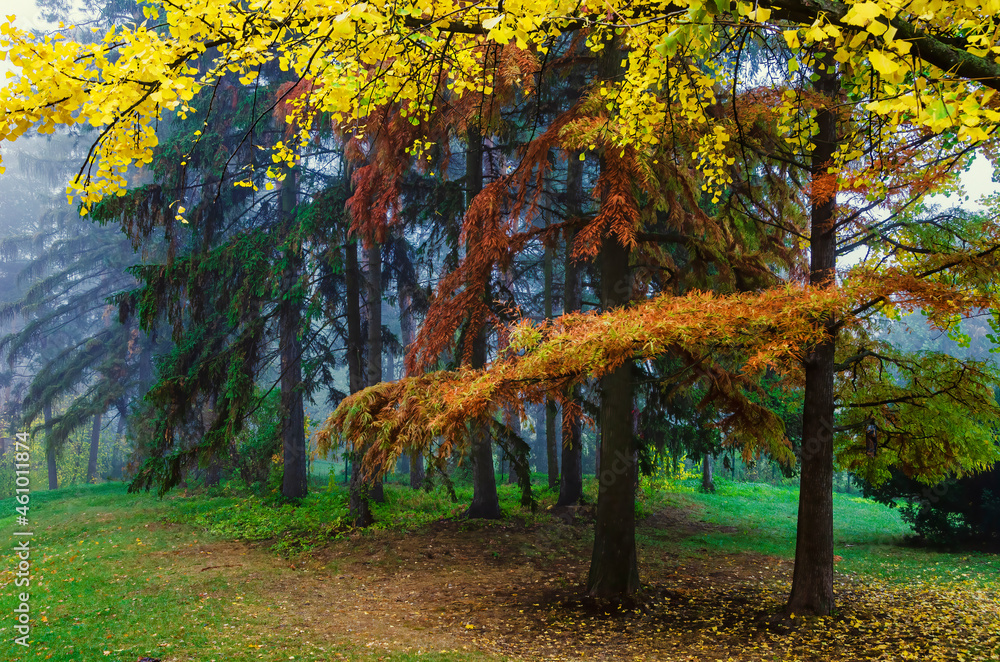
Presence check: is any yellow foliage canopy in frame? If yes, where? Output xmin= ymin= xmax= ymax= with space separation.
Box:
xmin=4 ymin=0 xmax=1000 ymax=207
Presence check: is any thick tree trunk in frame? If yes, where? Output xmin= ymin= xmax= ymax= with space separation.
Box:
xmin=366 ymin=241 xmax=385 ymax=503
xmin=465 ymin=325 xmax=501 ymax=518
xmin=409 ymin=450 xmax=425 ymax=490
xmin=464 ymin=126 xmax=501 ymax=519
xmin=279 ymin=167 xmax=308 ymax=500
xmin=586 ymin=36 xmax=639 ymax=599
xmin=345 ymin=237 xmax=374 ymax=525
xmin=86 ymin=411 xmax=102 ymax=484
xmin=557 ymin=154 xmax=585 ymax=507
xmin=587 ymin=235 xmax=638 ymax=599
xmin=701 ymin=455 xmax=715 ymax=493
xmin=787 ymin=51 xmax=840 ymax=618
xmin=44 ymin=402 xmax=57 ymax=490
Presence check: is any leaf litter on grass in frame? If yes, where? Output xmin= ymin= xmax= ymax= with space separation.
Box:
xmin=13 ymin=484 xmax=997 ymax=661
xmin=269 ymin=503 xmax=1000 ymax=661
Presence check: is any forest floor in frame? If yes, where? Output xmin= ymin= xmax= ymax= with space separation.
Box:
xmin=1 ymin=479 xmax=998 ymax=661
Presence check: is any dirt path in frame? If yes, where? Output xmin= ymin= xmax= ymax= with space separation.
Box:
xmin=166 ymin=505 xmax=999 ymax=661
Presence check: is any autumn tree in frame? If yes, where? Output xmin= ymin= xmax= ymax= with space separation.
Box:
xmin=7 ymin=0 xmax=1000 ymax=612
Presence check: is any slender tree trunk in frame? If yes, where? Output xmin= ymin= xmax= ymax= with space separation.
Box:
xmin=112 ymin=400 xmax=127 ymax=480
xmin=138 ymin=336 xmax=154 ymax=394
xmin=44 ymin=402 xmax=57 ymax=490
xmin=595 ymin=428 xmax=601 ymax=476
xmin=346 ymin=240 xmax=364 ymax=395
xmin=366 ymin=241 xmax=385 ymax=503
xmin=86 ymin=411 xmax=102 ymax=484
xmin=464 ymin=126 xmax=501 ymax=519
xmin=558 ymin=154 xmax=585 ymax=506
xmin=701 ymin=455 xmax=715 ymax=493
xmin=543 ymin=240 xmax=560 ymax=490
xmin=385 ymin=330 xmax=395 ymax=383
xmin=400 ymin=288 xmax=425 ymax=489
xmin=279 ymin=167 xmax=307 ymax=500
xmin=202 ymin=394 xmax=222 ymax=487
xmin=787 ymin=51 xmax=840 ymax=618
xmin=345 ymin=237 xmax=374 ymax=525
xmin=533 ymin=402 xmax=545 ymax=473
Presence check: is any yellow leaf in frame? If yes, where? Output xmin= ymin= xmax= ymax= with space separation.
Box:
xmin=844 ymin=2 xmax=882 ymax=26
xmin=482 ymin=14 xmax=505 ymax=30
xmin=869 ymin=50 xmax=899 ymax=76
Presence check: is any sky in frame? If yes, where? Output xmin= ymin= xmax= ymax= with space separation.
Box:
xmin=6 ymin=0 xmax=48 ymax=30
xmin=1 ymin=0 xmax=48 ymax=76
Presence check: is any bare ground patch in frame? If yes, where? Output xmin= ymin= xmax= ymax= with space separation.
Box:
xmin=151 ymin=503 xmax=999 ymax=661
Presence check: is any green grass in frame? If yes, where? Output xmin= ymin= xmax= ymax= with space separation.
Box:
xmin=636 ymin=477 xmax=1000 ymax=589
xmin=3 ymin=476 xmax=998 ymax=660
xmin=0 ymin=482 xmax=498 ymax=662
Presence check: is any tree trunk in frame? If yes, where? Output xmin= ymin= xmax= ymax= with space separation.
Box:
xmin=464 ymin=126 xmax=501 ymax=519
xmin=465 ymin=324 xmax=500 ymax=518
xmin=366 ymin=241 xmax=385 ymax=503
xmin=399 ymin=283 xmax=426 ymax=490
xmin=86 ymin=411 xmax=102 ymax=484
xmin=345 ymin=237 xmax=374 ymax=526
xmin=787 ymin=50 xmax=840 ymax=618
xmin=346 ymin=240 xmax=364 ymax=394
xmin=543 ymin=239 xmax=560 ymax=491
xmin=701 ymin=455 xmax=715 ymax=493
xmin=586 ymin=35 xmax=639 ymax=599
xmin=44 ymin=402 xmax=57 ymax=490
xmin=586 ymin=233 xmax=639 ymax=599
xmin=557 ymin=154 xmax=585 ymax=507
xmin=279 ymin=167 xmax=308 ymax=500
xmin=465 ymin=358 xmax=500 ymax=519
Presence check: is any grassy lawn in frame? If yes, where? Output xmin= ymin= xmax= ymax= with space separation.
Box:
xmin=636 ymin=478 xmax=1000 ymax=587
xmin=1 ymin=477 xmax=997 ymax=661
xmin=0 ymin=483 xmax=493 ymax=661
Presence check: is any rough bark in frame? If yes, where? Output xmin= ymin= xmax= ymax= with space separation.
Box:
xmin=586 ymin=234 xmax=638 ymax=599
xmin=464 ymin=126 xmax=501 ymax=519
xmin=586 ymin=35 xmax=639 ymax=601
xmin=400 ymin=288 xmax=426 ymax=489
xmin=543 ymin=239 xmax=559 ymax=490
xmin=786 ymin=50 xmax=840 ymax=617
xmin=45 ymin=402 xmax=57 ymax=490
xmin=346 ymin=241 xmax=365 ymax=396
xmin=557 ymin=154 xmax=584 ymax=507
xmin=279 ymin=167 xmax=308 ymax=500
xmin=701 ymin=455 xmax=715 ymax=493
xmin=366 ymin=241 xmax=385 ymax=503
xmin=86 ymin=411 xmax=102 ymax=484
xmin=346 ymin=237 xmax=374 ymax=525
xmin=465 ymin=324 xmax=501 ymax=518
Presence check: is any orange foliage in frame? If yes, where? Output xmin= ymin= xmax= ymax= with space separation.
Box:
xmin=320 ymin=285 xmax=844 ymax=477
xmin=406 ymin=176 xmax=512 ymax=371
xmin=573 ymin=146 xmax=642 ymax=259
xmin=346 ymin=110 xmax=421 ymax=245
xmin=274 ymin=78 xmax=316 ymax=138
